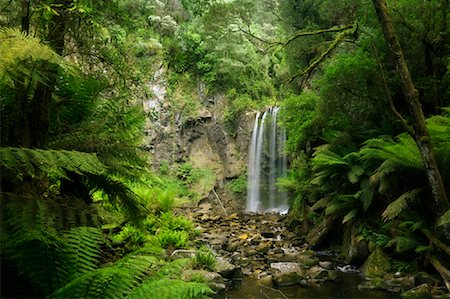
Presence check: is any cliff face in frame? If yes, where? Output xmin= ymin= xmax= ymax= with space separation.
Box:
xmin=143 ymin=68 xmax=253 ymax=207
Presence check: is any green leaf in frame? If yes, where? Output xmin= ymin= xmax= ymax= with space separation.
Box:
xmin=342 ymin=209 xmax=357 ymax=224
xmin=437 ymin=209 xmax=450 ymax=227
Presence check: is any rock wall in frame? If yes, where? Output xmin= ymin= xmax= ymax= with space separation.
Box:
xmin=143 ymin=68 xmax=254 ymax=208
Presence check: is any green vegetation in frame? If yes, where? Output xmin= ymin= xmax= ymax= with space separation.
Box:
xmin=1 ymin=0 xmax=450 ymax=297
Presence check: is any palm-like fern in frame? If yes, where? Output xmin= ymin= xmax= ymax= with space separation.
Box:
xmin=0 ymin=28 xmax=69 ymax=85
xmin=360 ymin=134 xmax=423 ymax=169
xmin=0 ymin=147 xmax=107 ymax=180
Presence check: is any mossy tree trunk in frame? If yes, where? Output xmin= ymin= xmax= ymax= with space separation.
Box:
xmin=371 ymin=0 xmax=449 ymax=223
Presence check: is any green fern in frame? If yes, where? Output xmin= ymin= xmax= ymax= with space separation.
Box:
xmin=0 ymin=147 xmax=107 ymax=180
xmin=437 ymin=209 xmax=450 ymax=227
xmin=0 ymin=27 xmax=69 ymax=85
xmin=64 ymin=227 xmax=103 ymax=279
xmin=128 ymin=279 xmax=214 ymax=299
xmin=361 ymin=134 xmax=423 ymax=170
xmin=382 ymin=188 xmax=423 ymax=222
xmin=52 ymin=254 xmax=159 ymax=298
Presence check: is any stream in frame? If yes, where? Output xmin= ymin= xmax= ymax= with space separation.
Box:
xmin=216 ymin=271 xmax=401 ymax=298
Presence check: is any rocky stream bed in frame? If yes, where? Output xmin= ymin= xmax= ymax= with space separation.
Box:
xmin=174 ymin=202 xmax=450 ymax=298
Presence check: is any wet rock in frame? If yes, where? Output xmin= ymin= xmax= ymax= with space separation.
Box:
xmin=414 ymin=271 xmax=440 ymax=286
xmin=401 ymin=283 xmax=431 ymax=298
xmin=319 ymin=261 xmax=333 ymax=270
xmin=181 ymin=269 xmax=226 ymax=291
xmin=360 ymin=247 xmax=389 ymax=278
xmin=384 ymin=275 xmax=415 ymax=293
xmin=307 ymin=265 xmax=337 ymax=282
xmin=214 ymin=257 xmax=237 ymax=278
xmin=270 ymin=262 xmax=306 ymax=287
xmin=357 ymin=278 xmax=384 ymax=291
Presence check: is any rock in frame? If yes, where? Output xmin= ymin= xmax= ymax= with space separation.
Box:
xmin=401 ymin=283 xmax=431 ymax=298
xmin=307 ymin=266 xmax=337 ymax=281
xmin=319 ymin=261 xmax=333 ymax=270
xmin=360 ymin=247 xmax=389 ymax=278
xmin=214 ymin=257 xmax=237 ymax=278
xmin=414 ymin=272 xmax=440 ymax=286
xmin=181 ymin=270 xmax=226 ymax=291
xmin=357 ymin=278 xmax=384 ymax=291
xmin=270 ymin=262 xmax=306 ymax=287
xmin=345 ymin=227 xmax=369 ymax=265
xmin=171 ymin=249 xmax=196 ymax=259
xmin=305 ymin=216 xmax=336 ymax=248
xmin=261 ymin=232 xmax=275 ymax=238
xmin=384 ymin=275 xmax=415 ymax=293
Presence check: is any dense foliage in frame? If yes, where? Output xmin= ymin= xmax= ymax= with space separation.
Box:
xmin=1 ymin=0 xmax=449 ymax=297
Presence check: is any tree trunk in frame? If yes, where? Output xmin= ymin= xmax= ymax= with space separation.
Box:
xmin=371 ymin=0 xmax=449 ymax=222
xmin=28 ymin=1 xmax=67 ymax=147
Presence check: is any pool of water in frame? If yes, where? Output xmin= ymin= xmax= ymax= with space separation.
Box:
xmin=215 ymin=271 xmax=400 ymax=299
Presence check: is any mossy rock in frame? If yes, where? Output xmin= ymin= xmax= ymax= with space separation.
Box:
xmin=360 ymin=247 xmax=389 ymax=278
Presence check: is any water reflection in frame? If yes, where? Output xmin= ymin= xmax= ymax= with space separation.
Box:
xmin=216 ymin=272 xmax=401 ymax=299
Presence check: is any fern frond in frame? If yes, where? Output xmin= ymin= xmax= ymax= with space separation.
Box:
xmin=382 ymin=188 xmax=423 ymax=222
xmin=4 ymin=229 xmax=70 ymax=295
xmin=52 ymin=253 xmax=159 ymax=298
xmin=312 ymin=150 xmax=348 ymax=167
xmin=370 ymin=159 xmax=397 ymax=193
xmin=0 ymin=147 xmax=107 ymax=180
xmin=86 ymin=174 xmax=147 ymax=222
xmin=128 ymin=279 xmax=214 ymax=299
xmin=342 ymin=209 xmax=357 ymax=224
xmin=2 ymin=193 xmax=99 ymax=237
xmin=361 ymin=134 xmax=423 ymax=170
xmin=0 ymin=27 xmax=70 ymax=85
xmin=64 ymin=227 xmax=103 ymax=279
xmin=437 ymin=209 xmax=450 ymax=227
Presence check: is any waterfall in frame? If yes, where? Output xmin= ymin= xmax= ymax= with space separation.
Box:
xmin=246 ymin=107 xmax=288 ymax=213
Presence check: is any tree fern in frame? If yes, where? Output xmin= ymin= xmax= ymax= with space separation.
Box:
xmin=0 ymin=147 xmax=107 ymax=180
xmin=361 ymin=134 xmax=423 ymax=170
xmin=0 ymin=27 xmax=69 ymax=85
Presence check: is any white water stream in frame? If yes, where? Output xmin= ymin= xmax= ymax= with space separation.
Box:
xmin=246 ymin=107 xmax=288 ymax=213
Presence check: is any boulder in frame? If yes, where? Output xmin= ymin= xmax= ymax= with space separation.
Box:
xmin=181 ymin=269 xmax=226 ymax=292
xmin=319 ymin=261 xmax=333 ymax=270
xmin=170 ymin=249 xmax=196 ymax=259
xmin=307 ymin=265 xmax=337 ymax=282
xmin=360 ymin=247 xmax=389 ymax=278
xmin=414 ymin=272 xmax=440 ymax=286
xmin=214 ymin=257 xmax=237 ymax=278
xmin=270 ymin=262 xmax=306 ymax=287
xmin=401 ymin=283 xmax=431 ymax=298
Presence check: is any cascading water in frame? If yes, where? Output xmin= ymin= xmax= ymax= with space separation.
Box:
xmin=246 ymin=107 xmax=288 ymax=213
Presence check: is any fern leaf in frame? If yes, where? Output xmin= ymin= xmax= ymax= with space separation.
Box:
xmin=64 ymin=227 xmax=103 ymax=279
xmin=128 ymin=279 xmax=214 ymax=299
xmin=347 ymin=165 xmax=364 ymax=184
xmin=361 ymin=134 xmax=423 ymax=170
xmin=0 ymin=147 xmax=107 ymax=180
xmin=382 ymin=188 xmax=422 ymax=222
xmin=342 ymin=209 xmax=357 ymax=224
xmin=0 ymin=28 xmax=72 ymax=85
xmin=437 ymin=209 xmax=450 ymax=227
